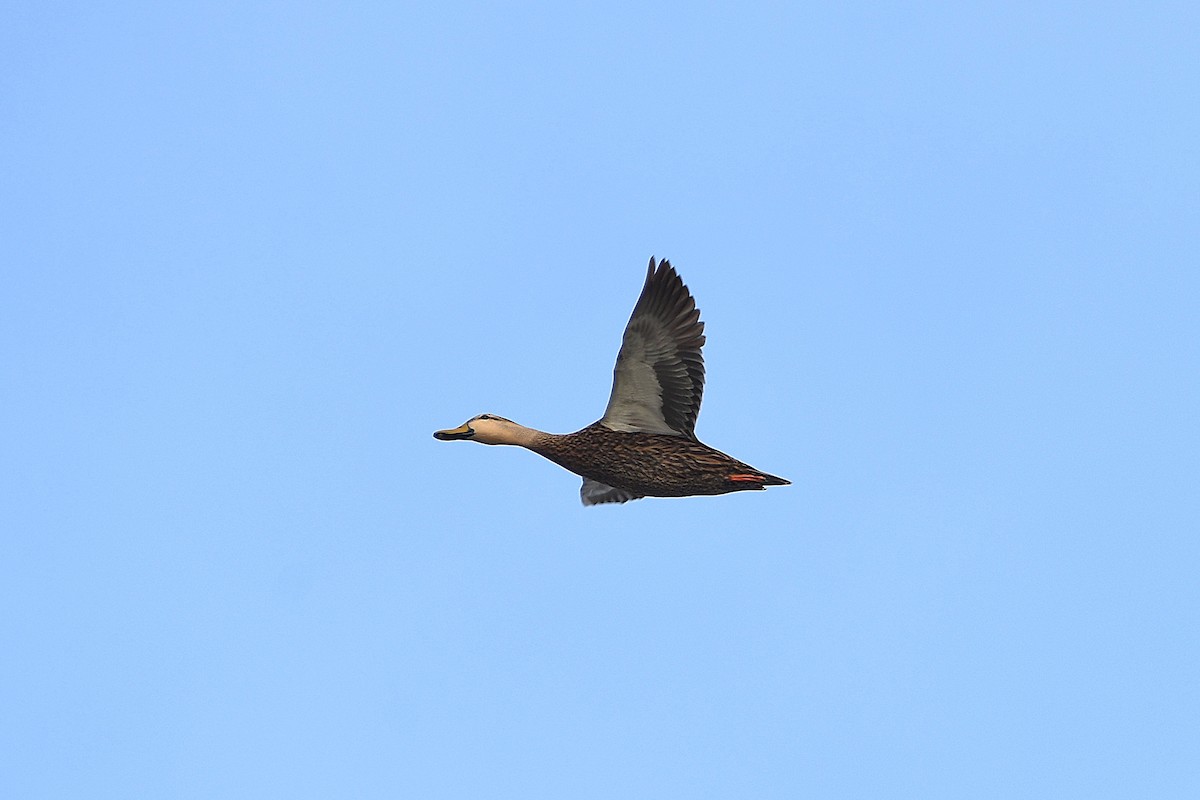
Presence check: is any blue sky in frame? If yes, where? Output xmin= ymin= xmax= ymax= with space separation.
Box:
xmin=2 ymin=2 xmax=1197 ymax=797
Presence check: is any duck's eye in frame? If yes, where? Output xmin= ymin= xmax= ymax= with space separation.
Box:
xmin=479 ymin=414 xmax=492 ymax=420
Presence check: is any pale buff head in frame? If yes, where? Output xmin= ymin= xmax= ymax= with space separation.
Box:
xmin=433 ymin=414 xmax=532 ymax=446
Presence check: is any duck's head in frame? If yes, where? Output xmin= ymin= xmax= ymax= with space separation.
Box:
xmin=433 ymin=414 xmax=522 ymax=445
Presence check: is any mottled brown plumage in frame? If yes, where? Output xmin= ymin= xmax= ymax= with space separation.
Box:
xmin=533 ymin=422 xmax=789 ymax=505
xmin=434 ymin=257 xmax=789 ymax=505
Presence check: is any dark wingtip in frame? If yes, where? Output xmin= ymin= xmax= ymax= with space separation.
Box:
xmin=647 ymin=256 xmax=677 ymax=278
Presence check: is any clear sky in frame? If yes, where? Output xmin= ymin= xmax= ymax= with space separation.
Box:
xmin=3 ymin=3 xmax=1197 ymax=798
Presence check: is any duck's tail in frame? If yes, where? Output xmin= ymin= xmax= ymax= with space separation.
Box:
xmin=728 ymin=472 xmax=790 ymax=487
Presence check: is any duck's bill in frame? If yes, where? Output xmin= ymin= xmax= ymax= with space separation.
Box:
xmin=433 ymin=423 xmax=474 ymax=440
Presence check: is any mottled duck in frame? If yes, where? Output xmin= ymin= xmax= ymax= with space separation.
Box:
xmin=434 ymin=257 xmax=789 ymax=505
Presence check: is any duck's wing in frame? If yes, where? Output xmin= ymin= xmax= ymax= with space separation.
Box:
xmin=599 ymin=257 xmax=706 ymax=438
xmin=580 ymin=478 xmax=645 ymax=506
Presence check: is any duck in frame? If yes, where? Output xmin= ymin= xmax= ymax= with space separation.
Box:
xmin=434 ymin=257 xmax=790 ymax=505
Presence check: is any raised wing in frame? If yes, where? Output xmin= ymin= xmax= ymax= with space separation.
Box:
xmin=599 ymin=258 xmax=706 ymax=438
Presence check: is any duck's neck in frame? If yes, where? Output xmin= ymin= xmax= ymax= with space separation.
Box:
xmin=501 ymin=423 xmax=556 ymax=451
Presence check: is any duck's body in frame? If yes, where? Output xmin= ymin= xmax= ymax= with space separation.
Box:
xmin=536 ymin=422 xmax=789 ymax=504
xmin=434 ymin=258 xmax=789 ymax=505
